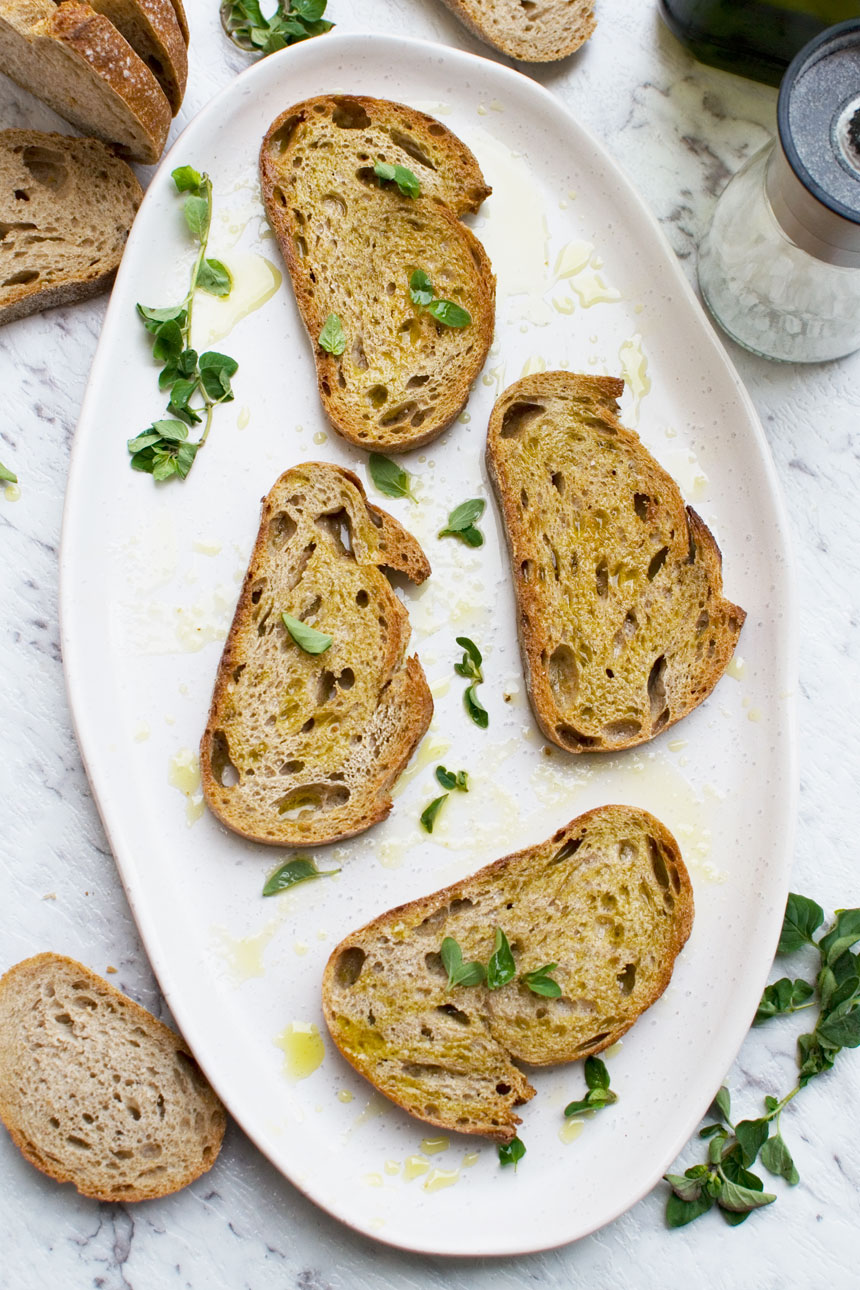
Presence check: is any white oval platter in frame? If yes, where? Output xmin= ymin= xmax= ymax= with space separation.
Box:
xmin=60 ymin=33 xmax=796 ymax=1256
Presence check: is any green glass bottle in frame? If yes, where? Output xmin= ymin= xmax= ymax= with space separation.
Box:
xmin=659 ymin=0 xmax=860 ymax=84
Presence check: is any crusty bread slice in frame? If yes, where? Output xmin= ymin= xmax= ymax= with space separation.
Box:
xmin=437 ymin=0 xmax=595 ymax=61
xmin=323 ymin=805 xmax=693 ymax=1141
xmin=200 ymin=462 xmax=433 ymax=847
xmin=260 ymin=95 xmax=495 ymax=452
xmin=0 ymin=0 xmax=171 ymax=165
xmin=0 ymin=130 xmax=142 ymax=325
xmin=486 ymin=372 xmax=745 ymax=753
xmin=0 ymin=954 xmax=226 ymax=1200
xmin=87 ymin=0 xmax=187 ymax=114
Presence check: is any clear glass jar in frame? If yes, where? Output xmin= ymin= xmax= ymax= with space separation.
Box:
xmin=697 ymin=143 xmax=860 ymax=363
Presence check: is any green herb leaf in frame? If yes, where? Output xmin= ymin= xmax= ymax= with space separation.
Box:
xmin=816 ymin=1010 xmax=860 ymax=1048
xmin=426 ymin=298 xmax=471 ymax=328
xmin=439 ymin=498 xmax=485 ymax=545
xmin=440 ymin=936 xmax=485 ymax=989
xmin=152 ymin=318 xmax=184 ymax=362
xmin=585 ymin=1056 xmax=611 ymax=1091
xmin=0 ymin=460 xmax=17 ymax=484
xmin=368 ymin=452 xmax=416 ymax=501
xmin=319 ymin=313 xmax=346 ymax=355
xmin=497 ymin=1136 xmax=526 ymax=1168
xmin=136 ymin=303 xmax=187 ymax=334
xmin=717 ymin=1177 xmax=776 ymax=1215
xmin=128 ymin=419 xmax=198 ymax=480
xmin=759 ymin=1133 xmax=799 ymax=1184
xmin=409 ymin=268 xmax=435 ymax=306
xmin=778 ymin=892 xmax=825 ymax=953
xmin=714 ymin=1087 xmax=732 ymax=1123
xmin=373 ymin=161 xmax=421 ymax=199
xmin=420 ymin=794 xmax=448 ymax=833
xmin=666 ymin=1190 xmax=713 ymax=1227
xmin=183 ymin=192 xmax=211 ymax=241
xmin=755 ymin=976 xmax=815 ymax=1024
xmin=708 ymin=1132 xmax=728 ymax=1165
xmin=818 ymin=908 xmax=860 ymax=966
xmin=520 ymin=968 xmax=562 ymax=998
xmin=665 ymin=1172 xmax=705 ymax=1204
xmin=172 ymin=164 xmax=203 ymax=193
xmin=435 ymin=765 xmax=468 ymax=792
xmin=464 ymin=683 xmax=489 ymax=729
xmin=198 ymin=350 xmax=238 ymax=401
xmin=455 ymin=636 xmax=482 ymax=677
xmin=797 ymin=1031 xmax=835 ymax=1086
xmin=734 ymin=1118 xmax=770 ymax=1168
xmin=698 ymin=1123 xmax=725 ymax=1140
xmin=487 ymin=928 xmax=516 ymax=991
xmin=281 ymin=611 xmax=332 ymax=654
xmin=262 ymin=856 xmax=338 ymax=896
xmin=196 ymin=257 xmax=233 ymax=297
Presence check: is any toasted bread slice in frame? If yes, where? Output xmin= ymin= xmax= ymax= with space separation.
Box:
xmin=437 ymin=0 xmax=595 ymax=62
xmin=87 ymin=0 xmax=187 ymax=114
xmin=0 ymin=130 xmax=142 ymax=326
xmin=200 ymin=462 xmax=433 ymax=847
xmin=0 ymin=0 xmax=171 ymax=164
xmin=323 ymin=805 xmax=693 ymax=1141
xmin=486 ymin=372 xmax=745 ymax=753
xmin=260 ymin=95 xmax=495 ymax=452
xmin=0 ymin=954 xmax=226 ymax=1200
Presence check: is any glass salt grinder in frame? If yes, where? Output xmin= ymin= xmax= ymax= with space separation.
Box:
xmin=697 ymin=19 xmax=860 ymax=363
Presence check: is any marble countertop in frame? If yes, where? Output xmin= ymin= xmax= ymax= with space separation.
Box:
xmin=2 ymin=1 xmax=860 ymax=1285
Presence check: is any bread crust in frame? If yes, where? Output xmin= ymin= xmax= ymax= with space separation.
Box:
xmin=0 ymin=130 xmax=142 ymax=325
xmin=323 ymin=805 xmax=694 ymax=1141
xmin=486 ymin=371 xmax=746 ymax=753
xmin=87 ymin=0 xmax=188 ymax=114
xmin=0 ymin=953 xmax=226 ymax=1201
xmin=436 ymin=0 xmax=596 ymax=61
xmin=200 ymin=462 xmax=434 ymax=846
xmin=0 ymin=0 xmax=171 ymax=164
xmin=260 ymin=95 xmax=495 ymax=452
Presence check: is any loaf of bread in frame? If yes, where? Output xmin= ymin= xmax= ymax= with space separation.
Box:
xmin=87 ymin=0 xmax=187 ymax=114
xmin=323 ymin=805 xmax=693 ymax=1141
xmin=437 ymin=0 xmax=596 ymax=61
xmin=260 ymin=95 xmax=495 ymax=452
xmin=0 ymin=130 xmax=142 ymax=325
xmin=200 ymin=462 xmax=433 ymax=847
xmin=0 ymin=954 xmax=226 ymax=1200
xmin=486 ymin=372 xmax=745 ymax=753
xmin=0 ymin=0 xmax=172 ymax=164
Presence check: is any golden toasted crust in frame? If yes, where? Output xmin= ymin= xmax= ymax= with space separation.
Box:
xmin=260 ymin=95 xmax=495 ymax=452
xmin=0 ymin=954 xmax=226 ymax=1201
xmin=486 ymin=371 xmax=745 ymax=753
xmin=200 ymin=462 xmax=433 ymax=847
xmin=323 ymin=805 xmax=694 ymax=1141
xmin=0 ymin=130 xmax=142 ymax=325
xmin=437 ymin=0 xmax=596 ymax=61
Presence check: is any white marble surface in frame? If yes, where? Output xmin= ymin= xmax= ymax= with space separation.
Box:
xmin=1 ymin=1 xmax=859 ymax=1285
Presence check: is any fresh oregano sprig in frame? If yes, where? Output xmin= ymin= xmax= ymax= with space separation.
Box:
xmin=454 ymin=636 xmax=488 ymax=729
xmin=373 ymin=161 xmax=420 ymax=199
xmin=563 ymin=1056 xmax=617 ymax=1117
xmin=409 ymin=268 xmax=471 ymax=328
xmin=439 ymin=498 xmax=485 ymax=547
xmin=419 ymin=765 xmax=468 ymax=832
xmin=129 ymin=166 xmax=239 ymax=482
xmin=220 ymin=0 xmax=333 ymax=56
xmin=498 ymin=1137 xmax=526 ymax=1168
xmin=664 ymin=893 xmax=860 ymax=1229
xmin=439 ymin=929 xmax=561 ymax=998
xmin=0 ymin=460 xmax=17 ymax=485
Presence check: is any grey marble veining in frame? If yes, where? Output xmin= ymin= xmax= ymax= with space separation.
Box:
xmin=2 ymin=1 xmax=860 ymax=1286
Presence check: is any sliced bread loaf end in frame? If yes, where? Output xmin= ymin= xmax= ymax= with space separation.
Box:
xmin=0 ymin=954 xmax=226 ymax=1200
xmin=438 ymin=0 xmax=596 ymax=62
xmin=0 ymin=0 xmax=171 ymax=164
xmin=0 ymin=130 xmax=142 ymax=325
